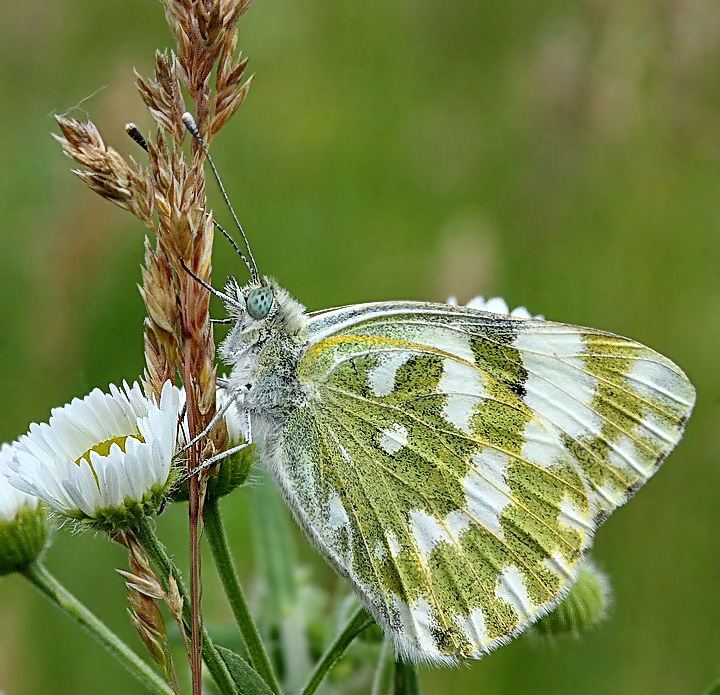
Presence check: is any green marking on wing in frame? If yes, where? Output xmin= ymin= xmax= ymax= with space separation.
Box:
xmin=469 ymin=328 xmax=528 ymax=395
xmin=505 ymin=325 xmax=695 ymax=519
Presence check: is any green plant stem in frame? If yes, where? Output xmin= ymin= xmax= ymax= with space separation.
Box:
xmin=371 ymin=639 xmax=395 ymax=695
xmin=301 ymin=606 xmax=374 ymax=695
xmin=394 ymin=657 xmax=421 ymax=695
xmin=134 ymin=516 xmax=236 ymax=695
xmin=204 ymin=497 xmax=282 ymax=695
xmin=22 ymin=562 xmax=173 ymax=695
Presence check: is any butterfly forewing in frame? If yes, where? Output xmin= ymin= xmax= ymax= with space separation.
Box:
xmin=308 ymin=302 xmax=695 ymax=521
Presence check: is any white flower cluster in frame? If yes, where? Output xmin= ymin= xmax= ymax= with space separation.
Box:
xmin=447 ymin=295 xmax=544 ymax=320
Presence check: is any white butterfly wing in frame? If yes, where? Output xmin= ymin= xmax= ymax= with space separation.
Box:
xmin=261 ymin=302 xmax=693 ymax=664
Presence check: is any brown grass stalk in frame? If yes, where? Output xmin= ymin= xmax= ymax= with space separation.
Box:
xmin=53 ymin=1 xmax=254 ymax=691
xmin=115 ymin=532 xmax=181 ymax=693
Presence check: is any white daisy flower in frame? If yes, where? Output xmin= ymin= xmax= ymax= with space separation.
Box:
xmin=0 ymin=443 xmax=41 ymax=523
xmin=215 ymin=382 xmax=246 ymax=446
xmin=0 ymin=443 xmax=47 ymax=575
xmin=3 ymin=381 xmax=181 ymax=528
xmin=447 ymin=295 xmax=544 ymax=320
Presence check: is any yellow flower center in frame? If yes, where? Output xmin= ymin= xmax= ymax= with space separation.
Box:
xmin=75 ymin=432 xmax=145 ymax=469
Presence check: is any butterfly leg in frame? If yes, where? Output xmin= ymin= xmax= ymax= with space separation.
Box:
xmin=181 ymin=412 xmax=253 ymax=482
xmin=173 ymin=387 xmax=243 ymax=459
xmin=181 ymin=442 xmax=252 ymax=481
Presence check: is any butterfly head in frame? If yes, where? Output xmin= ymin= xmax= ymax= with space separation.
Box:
xmin=219 ymin=276 xmax=306 ymax=364
xmin=223 ymin=277 xmax=279 ymax=322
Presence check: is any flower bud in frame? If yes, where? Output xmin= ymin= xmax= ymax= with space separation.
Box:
xmin=171 ymin=383 xmax=252 ymax=502
xmin=0 ymin=443 xmax=48 ymax=575
xmin=534 ymin=557 xmax=611 ymax=638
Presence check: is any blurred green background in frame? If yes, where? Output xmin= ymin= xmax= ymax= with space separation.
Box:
xmin=0 ymin=1 xmax=718 ymax=693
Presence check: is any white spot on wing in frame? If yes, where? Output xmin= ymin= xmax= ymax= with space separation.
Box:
xmin=387 ymin=531 xmax=401 ymax=557
xmin=378 ymin=450 xmax=514 ymax=572
xmin=399 ymin=325 xmax=476 ymax=364
xmin=326 ymin=491 xmax=353 ymax=570
xmin=410 ymin=597 xmax=437 ymax=653
xmin=557 ymin=495 xmax=591 ymax=531
xmin=442 ymin=395 xmax=477 ymax=434
xmin=638 ymin=411 xmax=675 ymax=445
xmin=520 ymin=418 xmax=562 ymax=470
xmin=607 ymin=434 xmax=650 ymax=476
xmin=444 ymin=509 xmax=472 ymax=542
xmin=327 ymin=491 xmax=350 ymax=531
xmin=438 ymin=356 xmax=486 ymax=394
xmin=379 ymin=423 xmax=408 ymax=455
xmin=627 ymin=357 xmax=694 ymax=408
xmin=513 ymin=329 xmax=601 ymax=439
xmin=368 ymin=352 xmax=412 ymax=397
xmin=408 ymin=508 xmax=474 ymax=565
xmin=495 ymin=565 xmax=533 ymax=618
xmin=542 ymin=550 xmax=572 ymax=578
xmin=464 ymin=449 xmax=512 ymax=538
xmin=374 ymin=539 xmax=387 ymax=562
xmin=390 ymin=595 xmax=437 ymax=655
xmin=410 ymin=510 xmax=453 ymax=562
xmin=438 ymin=358 xmax=487 ymax=434
xmin=593 ymin=481 xmax=625 ymax=509
xmin=457 ymin=607 xmax=488 ymax=647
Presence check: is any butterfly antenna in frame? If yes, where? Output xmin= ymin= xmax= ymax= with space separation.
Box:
xmin=177 ymin=258 xmax=242 ymax=309
xmin=210 ymin=218 xmax=253 ymax=273
xmin=125 ymin=123 xmax=149 ymax=152
xmin=126 ymin=121 xmax=255 ymax=294
xmin=181 ymin=112 xmax=260 ymax=285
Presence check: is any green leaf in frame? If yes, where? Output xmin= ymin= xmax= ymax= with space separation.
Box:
xmin=703 ymin=683 xmax=720 ymax=695
xmin=216 ymin=645 xmax=275 ymax=695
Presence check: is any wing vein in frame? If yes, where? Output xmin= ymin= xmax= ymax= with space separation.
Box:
xmin=324 ymin=386 xmax=586 ymax=555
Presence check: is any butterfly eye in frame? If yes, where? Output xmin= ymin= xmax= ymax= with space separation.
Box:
xmin=246 ymin=287 xmax=274 ymax=320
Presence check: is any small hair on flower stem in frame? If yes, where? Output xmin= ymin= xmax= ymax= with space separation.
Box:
xmin=125 ymin=123 xmax=149 ymax=152
xmin=181 ymin=111 xmax=260 ymax=285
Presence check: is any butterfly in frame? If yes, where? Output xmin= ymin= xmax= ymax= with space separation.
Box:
xmin=181 ymin=114 xmax=696 ymax=666
xmin=211 ymin=282 xmax=694 ymax=665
